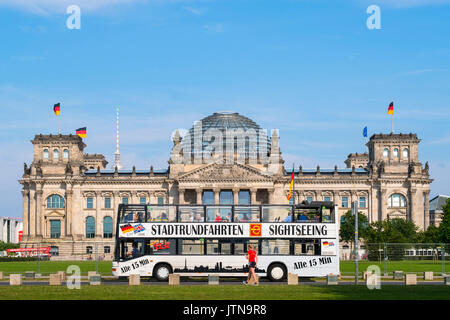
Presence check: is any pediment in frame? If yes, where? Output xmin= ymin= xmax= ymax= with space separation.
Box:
xmin=44 ymin=210 xmax=65 ymax=218
xmin=177 ymin=163 xmax=274 ymax=182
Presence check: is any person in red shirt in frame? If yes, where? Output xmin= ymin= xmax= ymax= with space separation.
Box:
xmin=243 ymin=244 xmax=258 ymax=286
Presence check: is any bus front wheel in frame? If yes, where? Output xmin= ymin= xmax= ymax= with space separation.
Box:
xmin=267 ymin=263 xmax=287 ymax=282
xmin=153 ymin=264 xmax=172 ymax=282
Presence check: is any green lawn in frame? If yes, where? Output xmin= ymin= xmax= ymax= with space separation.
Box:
xmin=0 ymin=285 xmax=448 ymax=300
xmin=0 ymin=260 xmax=447 ymax=276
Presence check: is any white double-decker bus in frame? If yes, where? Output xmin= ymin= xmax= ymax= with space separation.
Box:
xmin=112 ymin=202 xmax=339 ymax=281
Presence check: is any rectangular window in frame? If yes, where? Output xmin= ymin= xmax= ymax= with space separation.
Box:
xmin=179 ymin=206 xmax=205 ymax=222
xmin=238 ymin=191 xmax=250 ymax=205
xmin=178 ymin=239 xmax=204 ymax=255
xmin=234 ymin=240 xmax=259 ymax=255
xmin=104 ymin=246 xmax=111 ymax=254
xmin=342 ymin=197 xmax=349 ymax=208
xmin=359 ymin=197 xmax=366 ymax=208
xmin=306 ymin=196 xmax=313 ymax=203
xmin=148 ymin=239 xmax=176 ymax=255
xmin=294 ymin=240 xmax=320 ymax=256
xmin=146 ymin=206 xmax=176 ymax=222
xmin=122 ymin=197 xmax=129 ymax=205
xmin=206 ymin=240 xmax=232 ymax=255
xmin=261 ymin=239 xmax=290 ymax=255
xmin=140 ymin=197 xmax=146 ymax=205
xmin=50 ymin=220 xmax=61 ymax=239
xmin=104 ymin=197 xmax=111 ymax=209
xmin=262 ymin=206 xmax=291 ymax=222
xmin=324 ymin=196 xmax=331 ymax=202
xmin=86 ymin=246 xmax=93 ymax=254
xmin=157 ymin=197 xmax=164 ymax=205
xmin=87 ymin=197 xmax=94 ymax=209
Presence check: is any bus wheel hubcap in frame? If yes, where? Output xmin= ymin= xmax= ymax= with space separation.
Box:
xmin=272 ymin=267 xmax=283 ymax=279
xmin=158 ymin=267 xmax=169 ymax=279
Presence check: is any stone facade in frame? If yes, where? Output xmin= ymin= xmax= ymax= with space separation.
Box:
xmin=18 ymin=112 xmax=433 ymax=259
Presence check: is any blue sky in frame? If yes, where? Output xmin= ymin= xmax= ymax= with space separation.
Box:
xmin=0 ymin=0 xmax=449 ymax=217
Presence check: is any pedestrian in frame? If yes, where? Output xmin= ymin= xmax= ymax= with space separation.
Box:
xmin=243 ymin=244 xmax=258 ymax=286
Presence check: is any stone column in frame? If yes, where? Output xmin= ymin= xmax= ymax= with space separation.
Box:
xmin=380 ymin=188 xmax=387 ymax=221
xmin=233 ymin=188 xmax=240 ymax=205
xmin=268 ymin=188 xmax=275 ymax=204
xmin=179 ymin=188 xmax=185 ymax=205
xmin=35 ymin=188 xmax=43 ymax=237
xmin=196 ymin=188 xmax=203 ymax=205
xmin=29 ymin=189 xmax=36 ymax=238
xmin=65 ymin=187 xmax=73 ymax=237
xmin=21 ymin=190 xmax=29 ymax=237
xmin=95 ymin=191 xmax=102 ymax=238
xmin=213 ymin=188 xmax=220 ymax=205
xmin=250 ymin=188 xmax=257 ymax=205
xmin=424 ymin=191 xmax=430 ymax=230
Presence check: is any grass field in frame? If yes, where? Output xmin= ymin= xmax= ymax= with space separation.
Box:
xmin=0 ymin=285 xmax=449 ymax=300
xmin=0 ymin=260 xmax=447 ymax=276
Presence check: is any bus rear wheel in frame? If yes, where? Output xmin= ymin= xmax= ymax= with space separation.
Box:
xmin=267 ymin=263 xmax=287 ymax=282
xmin=153 ymin=264 xmax=172 ymax=282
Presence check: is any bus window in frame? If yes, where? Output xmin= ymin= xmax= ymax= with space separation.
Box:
xmin=261 ymin=240 xmax=290 ymax=255
xmin=121 ymin=239 xmax=145 ymax=260
xmin=178 ymin=239 xmax=204 ymax=255
xmin=234 ymin=206 xmax=260 ymax=222
xmin=261 ymin=206 xmax=291 ymax=222
xmin=147 ymin=206 xmax=176 ymax=222
xmin=294 ymin=240 xmax=318 ymax=256
xmin=234 ymin=240 xmax=258 ymax=255
xmin=179 ymin=206 xmax=204 ymax=222
xmin=205 ymin=206 xmax=232 ymax=222
xmin=295 ymin=209 xmax=319 ymax=222
xmin=206 ymin=240 xmax=232 ymax=255
xmin=321 ymin=207 xmax=334 ymax=223
xmin=148 ymin=239 xmax=176 ymax=255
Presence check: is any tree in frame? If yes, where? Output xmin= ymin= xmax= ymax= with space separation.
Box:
xmin=438 ymin=198 xmax=450 ymax=243
xmin=0 ymin=241 xmax=20 ymax=251
xmin=365 ymin=218 xmax=420 ymax=260
xmin=339 ymin=210 xmax=369 ymax=256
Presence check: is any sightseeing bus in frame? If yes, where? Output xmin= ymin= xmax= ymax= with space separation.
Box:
xmin=112 ymin=202 xmax=339 ymax=281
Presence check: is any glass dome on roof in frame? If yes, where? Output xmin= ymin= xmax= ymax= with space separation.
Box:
xmin=180 ymin=112 xmax=271 ymax=163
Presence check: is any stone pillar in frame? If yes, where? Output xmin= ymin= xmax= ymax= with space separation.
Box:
xmin=380 ymin=189 xmax=387 ymax=221
xmin=29 ymin=189 xmax=36 ymax=237
xmin=65 ymin=187 xmax=73 ymax=237
xmin=250 ymin=188 xmax=257 ymax=205
xmin=268 ymin=188 xmax=275 ymax=204
xmin=214 ymin=188 xmax=220 ymax=205
xmin=411 ymin=188 xmax=425 ymax=231
xmin=95 ymin=191 xmax=102 ymax=238
xmin=22 ymin=190 xmax=29 ymax=237
xmin=196 ymin=188 xmax=202 ymax=205
xmin=424 ymin=191 xmax=430 ymax=230
xmin=36 ymin=188 xmax=43 ymax=237
xmin=233 ymin=188 xmax=239 ymax=205
xmin=179 ymin=188 xmax=185 ymax=205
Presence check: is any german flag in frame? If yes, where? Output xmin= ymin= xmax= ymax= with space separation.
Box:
xmin=287 ymin=169 xmax=294 ymax=201
xmin=53 ymin=103 xmax=60 ymax=116
xmin=120 ymin=225 xmax=134 ymax=234
xmin=387 ymin=102 xmax=394 ymax=115
xmin=76 ymin=127 xmax=87 ymax=138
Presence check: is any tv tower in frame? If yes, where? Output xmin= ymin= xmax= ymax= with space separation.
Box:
xmin=113 ymin=105 xmax=123 ymax=170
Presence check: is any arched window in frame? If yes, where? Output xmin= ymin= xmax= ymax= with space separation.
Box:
xmin=403 ymin=148 xmax=409 ymax=158
xmin=63 ymin=149 xmax=69 ymax=159
xmin=393 ymin=148 xmax=399 ymax=158
xmin=86 ymin=216 xmax=95 ymax=238
xmin=388 ymin=194 xmax=406 ymax=207
xmin=103 ymin=217 xmax=113 ymax=238
xmin=383 ymin=148 xmax=389 ymax=158
xmin=53 ymin=149 xmax=59 ymax=159
xmin=46 ymin=194 xmax=65 ymax=209
xmin=43 ymin=149 xmax=49 ymax=159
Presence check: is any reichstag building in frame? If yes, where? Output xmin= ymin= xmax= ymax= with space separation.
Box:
xmin=19 ymin=112 xmax=432 ymax=259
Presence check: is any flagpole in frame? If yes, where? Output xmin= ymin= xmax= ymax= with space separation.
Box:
xmin=292 ymin=163 xmax=295 ymax=205
xmin=58 ymin=114 xmax=61 ymax=135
